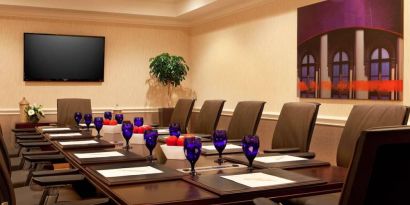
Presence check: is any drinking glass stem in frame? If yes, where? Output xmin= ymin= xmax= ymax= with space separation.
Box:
xmin=126 ymin=140 xmax=129 ymax=150
xmin=190 ymin=163 xmax=196 ymax=176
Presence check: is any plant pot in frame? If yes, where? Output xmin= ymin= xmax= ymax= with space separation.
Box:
xmin=158 ymin=107 xmax=174 ymax=127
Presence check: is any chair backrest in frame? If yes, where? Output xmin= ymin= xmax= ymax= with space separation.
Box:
xmin=57 ymin=98 xmax=92 ymax=126
xmin=271 ymin=102 xmax=320 ymax=152
xmin=336 ymin=105 xmax=409 ymax=168
xmin=169 ymin=99 xmax=196 ymax=133
xmin=0 ymin=124 xmax=11 ymax=174
xmin=191 ymin=100 xmax=225 ymax=135
xmin=340 ymin=126 xmax=410 ymax=205
xmin=227 ymin=101 xmax=266 ymax=140
xmin=0 ymin=132 xmax=15 ymax=205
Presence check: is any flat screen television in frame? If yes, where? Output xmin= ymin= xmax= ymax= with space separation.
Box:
xmin=24 ymin=33 xmax=105 ymax=82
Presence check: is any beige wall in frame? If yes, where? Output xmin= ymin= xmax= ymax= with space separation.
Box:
xmin=0 ymin=17 xmax=191 ymax=110
xmin=189 ymin=0 xmax=408 ymax=119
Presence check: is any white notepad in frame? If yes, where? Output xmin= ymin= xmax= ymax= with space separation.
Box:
xmin=221 ymin=172 xmax=294 ymax=188
xmin=79 ymin=123 xmax=95 ymax=127
xmin=97 ymin=166 xmax=163 ymax=178
xmin=74 ymin=151 xmax=124 ymax=159
xmin=59 ymin=140 xmax=98 ymax=146
xmin=49 ymin=133 xmax=82 ymax=137
xmin=202 ymin=144 xmax=242 ymax=151
xmin=157 ymin=129 xmax=169 ymax=135
xmin=42 ymin=127 xmax=71 ymax=131
xmin=254 ymin=155 xmax=308 ymax=163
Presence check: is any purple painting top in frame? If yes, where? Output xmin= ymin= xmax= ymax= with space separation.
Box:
xmin=298 ymin=0 xmax=403 ymax=45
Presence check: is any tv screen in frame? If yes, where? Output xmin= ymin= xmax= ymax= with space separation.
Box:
xmin=24 ymin=33 xmax=105 ymax=82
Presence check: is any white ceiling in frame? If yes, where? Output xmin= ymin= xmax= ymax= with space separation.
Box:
xmin=0 ymin=0 xmax=323 ymax=27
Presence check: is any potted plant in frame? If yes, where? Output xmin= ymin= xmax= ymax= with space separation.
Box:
xmin=24 ymin=104 xmax=45 ymax=123
xmin=149 ymin=53 xmax=189 ymax=125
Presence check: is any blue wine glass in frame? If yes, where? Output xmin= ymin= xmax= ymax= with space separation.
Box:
xmin=184 ymin=137 xmax=202 ymax=176
xmin=122 ymin=122 xmax=134 ymax=150
xmin=134 ymin=117 xmax=144 ymax=127
xmin=144 ymin=129 xmax=158 ymax=162
xmin=169 ymin=123 xmax=181 ymax=137
xmin=115 ymin=114 xmax=124 ymax=124
xmin=84 ymin=114 xmax=92 ymax=130
xmin=104 ymin=111 xmax=112 ymax=120
xmin=242 ymin=135 xmax=260 ymax=171
xmin=94 ymin=117 xmax=103 ymax=138
xmin=213 ymin=130 xmax=227 ymax=165
xmin=74 ymin=112 xmax=82 ymax=126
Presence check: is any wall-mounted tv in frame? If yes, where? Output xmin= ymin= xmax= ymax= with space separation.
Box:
xmin=24 ymin=33 xmax=105 ymax=82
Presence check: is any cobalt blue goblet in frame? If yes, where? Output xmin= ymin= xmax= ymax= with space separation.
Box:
xmin=104 ymin=111 xmax=112 ymax=120
xmin=122 ymin=122 xmax=134 ymax=150
xmin=74 ymin=112 xmax=82 ymax=126
xmin=144 ymin=129 xmax=158 ymax=162
xmin=213 ymin=130 xmax=228 ymax=165
xmin=169 ymin=123 xmax=181 ymax=137
xmin=94 ymin=117 xmax=104 ymax=138
xmin=134 ymin=117 xmax=144 ymax=127
xmin=115 ymin=114 xmax=124 ymax=124
xmin=84 ymin=114 xmax=92 ymax=130
xmin=242 ymin=135 xmax=259 ymax=171
xmin=184 ymin=137 xmax=202 ymax=176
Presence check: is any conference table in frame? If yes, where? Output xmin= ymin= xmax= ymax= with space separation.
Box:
xmin=35 ymin=127 xmax=346 ymax=205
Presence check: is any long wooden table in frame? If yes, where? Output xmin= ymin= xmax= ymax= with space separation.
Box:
xmin=45 ymin=133 xmax=346 ymax=205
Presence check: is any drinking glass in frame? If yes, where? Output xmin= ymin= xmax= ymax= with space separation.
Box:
xmin=144 ymin=130 xmax=158 ymax=162
xmin=242 ymin=135 xmax=260 ymax=171
xmin=212 ymin=130 xmax=227 ymax=165
xmin=169 ymin=123 xmax=181 ymax=137
xmin=74 ymin=112 xmax=82 ymax=126
xmin=115 ymin=114 xmax=124 ymax=124
xmin=94 ymin=117 xmax=103 ymax=138
xmin=134 ymin=117 xmax=144 ymax=127
xmin=184 ymin=137 xmax=202 ymax=176
xmin=122 ymin=122 xmax=134 ymax=150
xmin=84 ymin=114 xmax=92 ymax=130
xmin=104 ymin=111 xmax=112 ymax=120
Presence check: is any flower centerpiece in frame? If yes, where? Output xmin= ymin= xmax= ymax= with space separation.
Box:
xmin=24 ymin=104 xmax=45 ymax=123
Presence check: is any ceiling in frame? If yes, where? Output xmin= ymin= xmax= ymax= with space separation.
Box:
xmin=0 ymin=0 xmax=323 ymax=27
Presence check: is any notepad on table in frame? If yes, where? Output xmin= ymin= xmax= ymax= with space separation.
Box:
xmin=202 ymin=144 xmax=241 ymax=151
xmin=59 ymin=140 xmax=99 ymax=146
xmin=74 ymin=151 xmax=124 ymax=159
xmin=49 ymin=133 xmax=82 ymax=137
xmin=157 ymin=129 xmax=169 ymax=135
xmin=254 ymin=155 xmax=308 ymax=163
xmin=79 ymin=123 xmax=95 ymax=127
xmin=97 ymin=166 xmax=163 ymax=178
xmin=42 ymin=127 xmax=71 ymax=131
xmin=221 ymin=172 xmax=294 ymax=188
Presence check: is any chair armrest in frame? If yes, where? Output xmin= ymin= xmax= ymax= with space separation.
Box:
xmin=32 ymin=168 xmax=79 ymax=177
xmin=288 ymin=152 xmax=316 ymax=159
xmin=18 ymin=141 xmax=51 ymax=147
xmin=56 ymin=198 xmax=109 ymax=205
xmin=264 ymin=147 xmax=300 ymax=153
xmin=15 ymin=135 xmax=44 ymax=140
xmin=12 ymin=128 xmax=37 ymax=133
xmin=32 ymin=174 xmax=85 ymax=186
xmin=24 ymin=154 xmax=65 ymax=163
xmin=22 ymin=150 xmax=59 ymax=156
xmin=253 ymin=198 xmax=277 ymax=205
xmin=16 ymin=139 xmax=46 ymax=144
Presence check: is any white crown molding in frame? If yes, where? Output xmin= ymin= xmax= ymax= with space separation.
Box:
xmin=0 ymin=107 xmax=159 ymax=115
xmin=193 ymin=107 xmax=346 ymax=127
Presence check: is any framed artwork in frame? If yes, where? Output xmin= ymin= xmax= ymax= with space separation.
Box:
xmin=297 ymin=0 xmax=403 ymax=100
